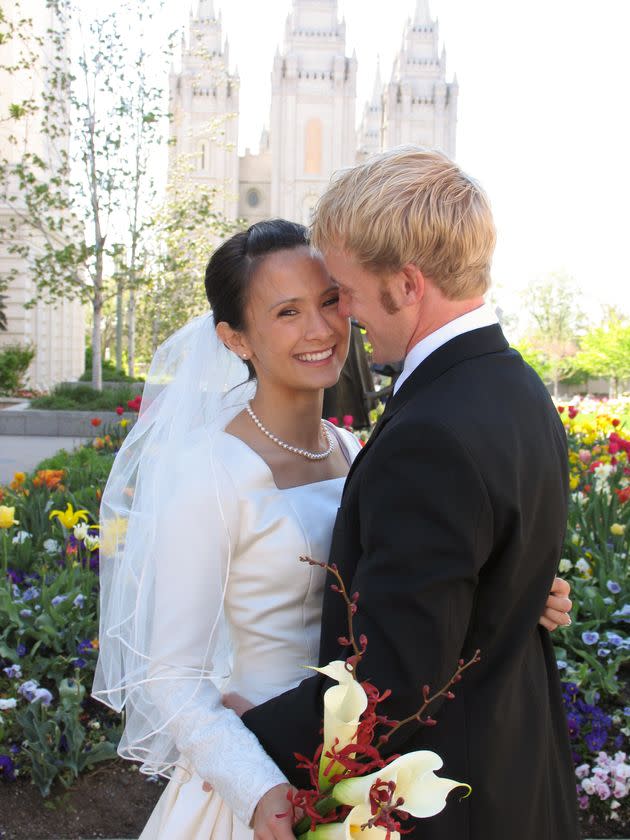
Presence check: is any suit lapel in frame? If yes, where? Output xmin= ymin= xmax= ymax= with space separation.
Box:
xmin=342 ymin=324 xmax=509 ymax=497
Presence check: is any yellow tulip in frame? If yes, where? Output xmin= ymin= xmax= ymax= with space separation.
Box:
xmin=49 ymin=503 xmax=89 ymax=529
xmin=610 ymin=523 xmax=626 ymax=537
xmin=0 ymin=506 xmax=19 ymax=528
xmin=569 ymin=475 xmax=579 ymax=491
xmin=308 ymin=661 xmax=368 ymax=790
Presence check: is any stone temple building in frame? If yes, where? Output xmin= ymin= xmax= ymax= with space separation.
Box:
xmin=0 ymin=0 xmax=84 ymax=389
xmin=169 ymin=0 xmax=458 ymax=225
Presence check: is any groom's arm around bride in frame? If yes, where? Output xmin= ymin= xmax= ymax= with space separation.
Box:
xmin=242 ymin=148 xmax=580 ymax=840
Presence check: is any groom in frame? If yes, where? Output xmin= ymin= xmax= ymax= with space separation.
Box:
xmin=240 ymin=148 xmax=579 ymax=839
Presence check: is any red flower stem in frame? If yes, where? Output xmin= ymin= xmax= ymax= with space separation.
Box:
xmin=378 ymin=650 xmax=481 ymax=746
xmin=300 ymin=556 xmax=362 ymax=668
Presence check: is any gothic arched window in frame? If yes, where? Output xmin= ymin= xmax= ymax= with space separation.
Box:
xmin=304 ymin=118 xmax=323 ymax=175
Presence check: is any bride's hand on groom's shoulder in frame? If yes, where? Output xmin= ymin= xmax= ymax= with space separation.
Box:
xmin=252 ymin=783 xmax=298 ymax=840
xmin=222 ymin=691 xmax=255 ymax=717
xmin=539 ymin=576 xmax=573 ymax=632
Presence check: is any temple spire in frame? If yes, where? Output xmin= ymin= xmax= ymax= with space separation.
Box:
xmin=371 ymin=56 xmax=382 ymax=105
xmin=196 ymin=0 xmax=215 ymax=18
xmin=414 ymin=0 xmax=431 ymax=23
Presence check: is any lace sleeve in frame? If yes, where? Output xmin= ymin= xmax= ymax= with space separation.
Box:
xmin=146 ymin=437 xmax=288 ymax=825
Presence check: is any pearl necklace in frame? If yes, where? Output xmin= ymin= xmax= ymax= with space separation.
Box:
xmin=246 ymin=403 xmax=335 ymax=461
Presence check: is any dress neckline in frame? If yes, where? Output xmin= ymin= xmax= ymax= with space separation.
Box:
xmin=219 ymin=421 xmax=352 ymax=492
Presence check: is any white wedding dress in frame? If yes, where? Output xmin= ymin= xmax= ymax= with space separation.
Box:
xmin=139 ymin=425 xmax=361 ymax=840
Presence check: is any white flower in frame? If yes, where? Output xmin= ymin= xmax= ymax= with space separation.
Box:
xmin=308 ymin=661 xmax=368 ymax=790
xmin=309 ymin=803 xmax=396 ymax=840
xmin=0 ymin=698 xmax=17 ymax=711
xmin=12 ymin=530 xmax=32 ymax=545
xmin=558 ymin=558 xmax=573 ymax=573
xmin=73 ymin=522 xmax=89 ymax=541
xmin=43 ymin=539 xmax=60 ymax=554
xmin=575 ymin=558 xmax=591 ymax=575
xmin=333 ymin=751 xmax=470 ymax=820
xmin=84 ymin=534 xmax=100 ymax=552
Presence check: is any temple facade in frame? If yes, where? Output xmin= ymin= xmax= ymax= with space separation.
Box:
xmin=170 ymin=0 xmax=458 ymax=226
xmin=0 ymin=0 xmax=84 ymax=390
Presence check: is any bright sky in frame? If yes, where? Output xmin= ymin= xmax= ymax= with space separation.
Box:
xmin=160 ymin=0 xmax=630 ymax=321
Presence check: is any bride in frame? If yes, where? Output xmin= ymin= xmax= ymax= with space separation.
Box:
xmin=93 ymin=219 xmax=571 ymax=840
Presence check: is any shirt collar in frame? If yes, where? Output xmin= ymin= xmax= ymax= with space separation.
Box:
xmin=393 ymin=302 xmax=499 ymax=395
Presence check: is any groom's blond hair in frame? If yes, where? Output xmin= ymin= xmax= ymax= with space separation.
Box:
xmin=311 ymin=147 xmax=496 ymax=300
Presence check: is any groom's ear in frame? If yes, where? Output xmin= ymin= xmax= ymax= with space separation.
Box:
xmin=399 ymin=263 xmax=425 ymax=305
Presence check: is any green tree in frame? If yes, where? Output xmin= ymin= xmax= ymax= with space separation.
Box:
xmin=521 ymin=273 xmax=585 ymax=398
xmin=0 ymin=1 xmax=170 ymax=389
xmin=135 ymin=154 xmax=241 ymax=361
xmin=575 ymin=313 xmax=630 ymax=397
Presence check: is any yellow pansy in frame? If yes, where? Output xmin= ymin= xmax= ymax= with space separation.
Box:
xmin=49 ymin=503 xmax=89 ymax=529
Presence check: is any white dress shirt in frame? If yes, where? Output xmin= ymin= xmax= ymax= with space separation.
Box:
xmin=393 ymin=302 xmax=499 ymax=395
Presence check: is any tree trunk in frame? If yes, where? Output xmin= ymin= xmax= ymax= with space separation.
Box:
xmin=151 ymin=312 xmax=160 ymax=356
xmin=92 ymin=295 xmax=103 ymax=391
xmin=127 ymin=286 xmax=136 ymax=379
xmin=116 ymin=277 xmax=124 ymax=371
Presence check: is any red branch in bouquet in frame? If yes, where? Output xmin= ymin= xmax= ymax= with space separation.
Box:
xmin=377 ymin=649 xmax=481 ymax=747
xmin=300 ymin=556 xmax=365 ymax=673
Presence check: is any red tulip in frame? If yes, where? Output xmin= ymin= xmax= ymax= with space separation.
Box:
xmin=91 ymin=417 xmax=102 ymax=427
xmin=342 ymin=415 xmax=354 ymax=428
xmin=557 ymin=406 xmax=565 ymax=414
xmin=116 ymin=406 xmax=124 ymax=415
xmin=327 ymin=416 xmax=339 ymax=426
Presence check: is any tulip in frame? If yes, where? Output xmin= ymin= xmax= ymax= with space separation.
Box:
xmin=84 ymin=534 xmax=100 ymax=552
xmin=0 ymin=506 xmax=19 ymax=529
xmin=333 ymin=751 xmax=470 ymax=820
xmin=49 ymin=503 xmax=89 ymax=529
xmin=309 ymin=661 xmax=368 ymax=790
xmin=73 ymin=522 xmax=89 ymax=541
xmin=610 ymin=523 xmax=625 ymax=537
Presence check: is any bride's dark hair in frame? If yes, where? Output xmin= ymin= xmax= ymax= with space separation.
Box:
xmin=205 ymin=219 xmax=310 ymax=380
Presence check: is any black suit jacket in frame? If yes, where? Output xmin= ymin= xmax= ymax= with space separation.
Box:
xmin=243 ymin=325 xmax=580 ymax=840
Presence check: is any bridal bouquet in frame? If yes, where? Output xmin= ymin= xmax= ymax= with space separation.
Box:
xmin=290 ymin=559 xmax=480 ymax=840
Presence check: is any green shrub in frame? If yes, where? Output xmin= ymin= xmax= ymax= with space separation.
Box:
xmin=0 ymin=343 xmax=35 ymax=393
xmin=30 ymin=383 xmax=139 ymax=411
xmin=79 ymin=346 xmax=141 ymax=383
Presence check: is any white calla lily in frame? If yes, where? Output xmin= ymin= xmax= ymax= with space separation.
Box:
xmin=304 ymin=804 xmax=397 ymax=840
xmin=309 ymin=660 xmax=368 ymax=790
xmin=333 ymin=751 xmax=470 ymax=819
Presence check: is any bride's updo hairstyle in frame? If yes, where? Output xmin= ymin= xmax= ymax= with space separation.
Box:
xmin=205 ymin=219 xmax=310 ymax=379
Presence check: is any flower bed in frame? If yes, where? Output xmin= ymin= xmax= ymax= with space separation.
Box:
xmin=0 ymin=403 xmax=628 ymax=837
xmin=555 ymin=397 xmax=630 ymax=835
